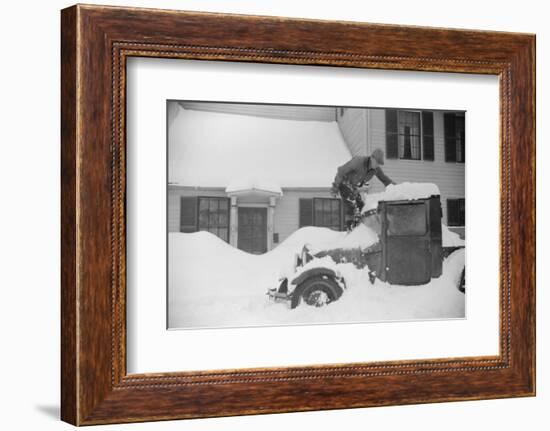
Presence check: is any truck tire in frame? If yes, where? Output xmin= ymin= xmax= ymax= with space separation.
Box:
xmin=291 ymin=276 xmax=343 ymax=308
xmin=458 ymin=268 xmax=465 ymax=293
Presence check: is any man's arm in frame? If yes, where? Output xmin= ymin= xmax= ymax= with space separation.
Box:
xmin=374 ymin=167 xmax=395 ymax=186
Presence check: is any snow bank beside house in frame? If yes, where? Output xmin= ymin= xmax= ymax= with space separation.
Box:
xmin=168 ymin=227 xmax=465 ymax=329
xmin=442 ymin=224 xmax=465 ymax=247
xmin=362 ymin=182 xmax=441 ymax=212
xmin=169 ymin=227 xmax=345 ymax=301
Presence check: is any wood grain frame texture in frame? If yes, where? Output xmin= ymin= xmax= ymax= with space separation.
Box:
xmin=60 ymin=4 xmax=536 ymax=426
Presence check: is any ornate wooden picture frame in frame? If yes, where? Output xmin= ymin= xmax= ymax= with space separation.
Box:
xmin=61 ymin=4 xmax=535 ymax=425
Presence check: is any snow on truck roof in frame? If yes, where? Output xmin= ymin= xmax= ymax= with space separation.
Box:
xmin=362 ymin=182 xmax=441 ymax=213
xmin=168 ymin=106 xmax=352 ymax=188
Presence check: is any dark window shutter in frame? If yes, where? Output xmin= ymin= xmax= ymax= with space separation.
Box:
xmin=403 ymin=126 xmax=412 ymax=159
xmin=422 ymin=111 xmax=434 ymax=161
xmin=385 ymin=109 xmax=398 ymax=159
xmin=180 ymin=196 xmax=198 ymax=232
xmin=299 ymin=198 xmax=313 ymax=228
xmin=447 ymin=199 xmax=459 ymax=226
xmin=444 ymin=113 xmax=457 ymax=162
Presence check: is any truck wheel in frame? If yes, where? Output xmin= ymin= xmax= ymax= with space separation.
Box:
xmin=458 ymin=268 xmax=465 ymax=293
xmin=292 ymin=276 xmax=343 ymax=308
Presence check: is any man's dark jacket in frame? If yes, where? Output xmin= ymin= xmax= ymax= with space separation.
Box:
xmin=333 ymin=156 xmax=394 ymax=188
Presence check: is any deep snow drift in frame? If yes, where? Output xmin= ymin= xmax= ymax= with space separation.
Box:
xmin=168 ymin=224 xmax=465 ymax=329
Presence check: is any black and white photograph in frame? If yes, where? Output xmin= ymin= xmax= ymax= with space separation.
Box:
xmin=167 ymin=101 xmax=466 ymax=329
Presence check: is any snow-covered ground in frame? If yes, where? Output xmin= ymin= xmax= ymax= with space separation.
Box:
xmin=168 ymin=226 xmax=465 ymax=329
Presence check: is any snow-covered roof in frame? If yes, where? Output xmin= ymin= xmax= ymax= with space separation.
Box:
xmin=168 ymin=106 xmax=352 ymax=188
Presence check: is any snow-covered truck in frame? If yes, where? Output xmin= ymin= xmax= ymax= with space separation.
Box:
xmin=268 ymin=184 xmax=465 ymax=308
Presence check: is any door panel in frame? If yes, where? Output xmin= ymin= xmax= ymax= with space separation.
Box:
xmin=384 ymin=202 xmax=432 ymax=285
xmin=238 ymin=208 xmax=267 ymax=254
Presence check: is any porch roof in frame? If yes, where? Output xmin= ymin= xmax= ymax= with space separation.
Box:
xmin=225 ymin=179 xmax=283 ymax=196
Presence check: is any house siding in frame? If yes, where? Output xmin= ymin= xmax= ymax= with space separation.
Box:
xmin=337 ymin=108 xmax=367 ymax=157
xmin=365 ymin=109 xmax=465 ymax=233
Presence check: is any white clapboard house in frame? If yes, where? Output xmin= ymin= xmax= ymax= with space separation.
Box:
xmin=168 ymin=102 xmax=465 ymax=254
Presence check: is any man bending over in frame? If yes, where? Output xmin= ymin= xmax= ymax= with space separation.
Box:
xmin=332 ymin=148 xmax=395 ymax=231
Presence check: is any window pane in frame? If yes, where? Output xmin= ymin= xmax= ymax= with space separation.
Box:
xmin=447 ymin=199 xmax=465 ymax=227
xmin=209 ymin=212 xmax=217 ymax=226
xmin=199 ymin=207 xmax=209 ymax=227
xmin=313 ymin=198 xmax=341 ymax=230
xmin=314 ymin=199 xmax=322 ymax=225
xmin=323 ymin=200 xmax=330 ymax=226
xmin=398 ymin=111 xmax=421 ymax=160
xmin=218 ymin=211 xmax=228 ymax=226
xmin=447 ymin=200 xmax=458 ymax=226
xmin=315 ymin=199 xmax=323 ymax=210
xmin=197 ymin=197 xmax=230 ymax=241
xmin=411 ymin=135 xmax=421 ymax=159
xmin=199 ymin=198 xmax=209 ymax=211
xmin=387 ymin=203 xmax=427 ymax=236
xmin=331 ymin=201 xmax=340 ymax=226
xmin=403 ymin=126 xmax=412 ymax=158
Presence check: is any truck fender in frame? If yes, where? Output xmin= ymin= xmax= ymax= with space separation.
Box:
xmin=290 ymin=267 xmax=338 ymax=287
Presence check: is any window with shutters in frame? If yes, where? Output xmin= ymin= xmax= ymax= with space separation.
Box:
xmin=299 ymin=198 xmax=342 ymax=231
xmin=386 ymin=109 xmax=434 ymax=161
xmin=198 ymin=197 xmax=230 ymax=242
xmin=180 ymin=196 xmax=230 ymax=241
xmin=447 ymin=198 xmax=465 ymax=227
xmin=314 ymin=198 xmax=342 ymax=231
xmin=444 ymin=113 xmax=466 ymax=163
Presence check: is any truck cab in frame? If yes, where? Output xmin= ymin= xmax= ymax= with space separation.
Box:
xmin=268 ymin=193 xmax=464 ymax=308
xmin=377 ymin=195 xmax=443 ymax=285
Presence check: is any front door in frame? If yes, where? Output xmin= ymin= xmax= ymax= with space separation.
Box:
xmin=238 ymin=207 xmax=267 ymax=254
